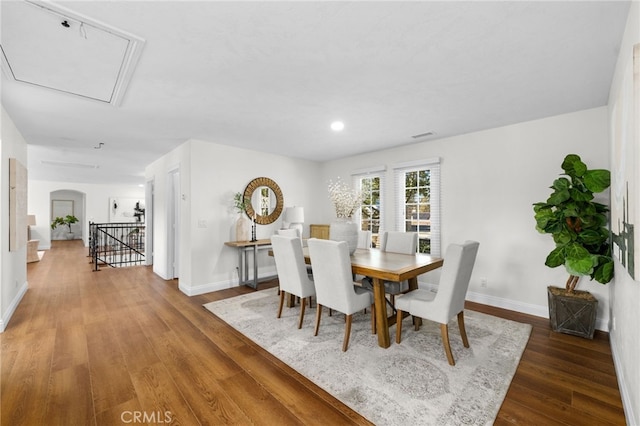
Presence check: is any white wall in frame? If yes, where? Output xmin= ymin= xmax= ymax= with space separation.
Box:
xmin=146 ymin=139 xmax=323 ymax=295
xmin=144 ymin=140 xmax=189 ymax=281
xmin=28 ymin=180 xmax=144 ymax=249
xmin=607 ymin=2 xmax=640 ymax=424
xmin=322 ymin=107 xmax=611 ymax=327
xmin=1 ymin=107 xmax=29 ymax=332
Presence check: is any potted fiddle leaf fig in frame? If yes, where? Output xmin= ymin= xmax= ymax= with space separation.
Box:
xmin=51 ymin=214 xmax=79 ymax=239
xmin=533 ymin=154 xmax=613 ymax=339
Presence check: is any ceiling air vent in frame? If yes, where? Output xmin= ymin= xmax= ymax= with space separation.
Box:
xmin=41 ymin=160 xmax=99 ymax=169
xmin=411 ymin=131 xmax=436 ymax=139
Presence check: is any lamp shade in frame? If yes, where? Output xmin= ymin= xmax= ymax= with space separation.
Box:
xmin=27 ymin=215 xmax=36 ymax=226
xmin=284 ymin=206 xmax=304 ymax=224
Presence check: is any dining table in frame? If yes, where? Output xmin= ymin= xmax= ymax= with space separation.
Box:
xmin=300 ymin=246 xmax=444 ymax=349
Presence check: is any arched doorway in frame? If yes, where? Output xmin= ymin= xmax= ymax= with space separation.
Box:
xmin=50 ymin=189 xmax=86 ymax=243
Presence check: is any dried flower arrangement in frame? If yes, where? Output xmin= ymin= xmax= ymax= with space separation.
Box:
xmin=328 ymin=178 xmax=363 ymax=218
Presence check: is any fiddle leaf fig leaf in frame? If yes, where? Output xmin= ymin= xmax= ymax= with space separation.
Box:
xmin=569 ymin=188 xmax=594 ymax=202
xmin=577 ymin=229 xmax=604 ymax=245
xmin=551 ymin=177 xmax=571 ymax=191
xmin=593 ymin=258 xmax=614 ymax=284
xmin=545 ymin=247 xmax=565 ymax=268
xmin=564 ymin=243 xmax=596 ymax=275
xmin=547 ymin=189 xmax=570 ymax=205
xmin=553 ymin=229 xmax=573 ymax=245
xmin=562 ymin=154 xmax=587 ymax=177
xmin=584 ymin=169 xmax=611 ymax=193
xmin=534 ymin=207 xmax=555 ymax=230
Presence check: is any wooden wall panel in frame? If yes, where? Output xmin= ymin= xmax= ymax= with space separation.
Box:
xmin=9 ymin=158 xmax=27 ymax=251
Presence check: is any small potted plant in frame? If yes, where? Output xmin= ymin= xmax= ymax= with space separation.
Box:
xmin=51 ymin=214 xmax=79 ymax=239
xmin=233 ymin=192 xmax=250 ymax=241
xmin=533 ymin=154 xmax=614 ymax=338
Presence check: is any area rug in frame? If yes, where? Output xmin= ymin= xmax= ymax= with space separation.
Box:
xmin=204 ymin=288 xmax=531 ymax=425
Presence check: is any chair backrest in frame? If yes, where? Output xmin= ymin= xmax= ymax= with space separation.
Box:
xmin=270 ymin=235 xmax=314 ymax=297
xmin=307 ymin=238 xmax=361 ymax=314
xmin=277 ymin=228 xmax=299 ymax=238
xmin=430 ymin=240 xmax=480 ymax=323
xmin=357 ymin=230 xmax=372 ymax=249
xmin=380 ymin=231 xmax=417 ymax=255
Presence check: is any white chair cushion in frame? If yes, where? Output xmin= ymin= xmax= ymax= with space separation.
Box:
xmin=271 ymin=235 xmax=315 ymax=299
xmin=396 ymin=241 xmax=479 ymax=324
xmin=307 ymin=238 xmax=373 ymax=315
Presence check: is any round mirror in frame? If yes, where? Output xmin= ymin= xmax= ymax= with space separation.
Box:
xmin=243 ymin=177 xmax=283 ymax=225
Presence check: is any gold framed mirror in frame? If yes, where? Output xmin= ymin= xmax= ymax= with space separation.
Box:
xmin=243 ymin=177 xmax=284 ymax=225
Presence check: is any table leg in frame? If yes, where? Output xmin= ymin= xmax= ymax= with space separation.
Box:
xmin=373 ymin=277 xmax=391 ymax=348
xmin=237 ymin=249 xmax=244 ymax=284
xmin=408 ymin=276 xmax=422 ymax=327
xmin=251 ymin=245 xmax=258 ymax=289
xmin=243 ymin=248 xmax=249 ymax=284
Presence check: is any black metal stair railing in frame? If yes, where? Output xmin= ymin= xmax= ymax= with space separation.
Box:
xmin=89 ymin=222 xmax=146 ymax=271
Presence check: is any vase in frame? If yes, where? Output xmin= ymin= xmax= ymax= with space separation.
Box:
xmin=235 ymin=214 xmax=250 ymax=241
xmin=330 ymin=218 xmax=358 ymax=254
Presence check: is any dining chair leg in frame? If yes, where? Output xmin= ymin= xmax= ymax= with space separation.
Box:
xmin=458 ymin=311 xmax=469 ymax=348
xmin=297 ymin=297 xmax=307 ymax=329
xmin=396 ymin=309 xmax=403 ymax=343
xmin=440 ymin=323 xmax=455 ymax=366
xmin=342 ymin=314 xmax=353 ymax=351
xmin=314 ymin=304 xmax=323 ymax=336
xmin=277 ymin=291 xmax=285 ymax=318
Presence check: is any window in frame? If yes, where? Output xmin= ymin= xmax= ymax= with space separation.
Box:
xmin=394 ymin=158 xmax=440 ymax=256
xmin=353 ymin=166 xmax=385 ymax=248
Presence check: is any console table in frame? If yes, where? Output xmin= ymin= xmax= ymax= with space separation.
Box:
xmin=224 ymin=239 xmax=275 ymax=289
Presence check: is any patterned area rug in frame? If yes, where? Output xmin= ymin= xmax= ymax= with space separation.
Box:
xmin=204 ymin=288 xmax=531 ymax=425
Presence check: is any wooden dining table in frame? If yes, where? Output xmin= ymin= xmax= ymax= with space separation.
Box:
xmin=300 ymin=247 xmax=444 ymax=349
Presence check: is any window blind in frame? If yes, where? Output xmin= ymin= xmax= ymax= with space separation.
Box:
xmin=393 ymin=158 xmax=441 ymax=256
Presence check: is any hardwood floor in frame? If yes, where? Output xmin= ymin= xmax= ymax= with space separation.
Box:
xmin=1 ymin=240 xmax=626 ymax=425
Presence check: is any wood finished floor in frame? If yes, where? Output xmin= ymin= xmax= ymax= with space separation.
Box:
xmin=1 ymin=240 xmax=626 ymax=425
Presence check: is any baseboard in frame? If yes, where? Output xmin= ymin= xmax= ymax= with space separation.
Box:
xmin=0 ymin=280 xmax=29 ymax=333
xmin=179 ymin=280 xmax=235 ymax=296
xmin=180 ymin=268 xmax=279 ymax=297
xmin=609 ymin=329 xmax=638 ymax=426
xmin=418 ymin=282 xmax=609 ymax=331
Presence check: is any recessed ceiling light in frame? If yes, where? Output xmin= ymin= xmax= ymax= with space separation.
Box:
xmin=330 ymin=121 xmax=345 ymax=132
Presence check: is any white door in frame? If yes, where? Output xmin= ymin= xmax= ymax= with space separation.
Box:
xmin=145 ymin=179 xmax=154 ymax=266
xmin=168 ymin=169 xmax=180 ymax=279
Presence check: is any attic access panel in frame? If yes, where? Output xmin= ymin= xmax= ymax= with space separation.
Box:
xmin=0 ymin=1 xmax=144 ymax=105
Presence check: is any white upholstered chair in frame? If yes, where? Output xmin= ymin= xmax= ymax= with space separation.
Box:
xmin=362 ymin=231 xmax=418 ymax=310
xmin=307 ymin=238 xmax=375 ymax=351
xmin=270 ymin=235 xmax=316 ymax=329
xmin=379 ymin=231 xmax=417 ymax=294
xmin=277 ymin=228 xmax=300 ymax=238
xmin=395 ymin=240 xmax=480 ymax=366
xmin=357 ymin=230 xmax=372 ymax=249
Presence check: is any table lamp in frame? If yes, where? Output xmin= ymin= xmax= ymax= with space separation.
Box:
xmin=284 ymin=206 xmax=304 ymax=237
xmin=27 ymin=214 xmax=36 ymax=240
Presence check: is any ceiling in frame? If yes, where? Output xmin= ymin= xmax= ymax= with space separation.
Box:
xmin=0 ymin=1 xmax=631 ymax=186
